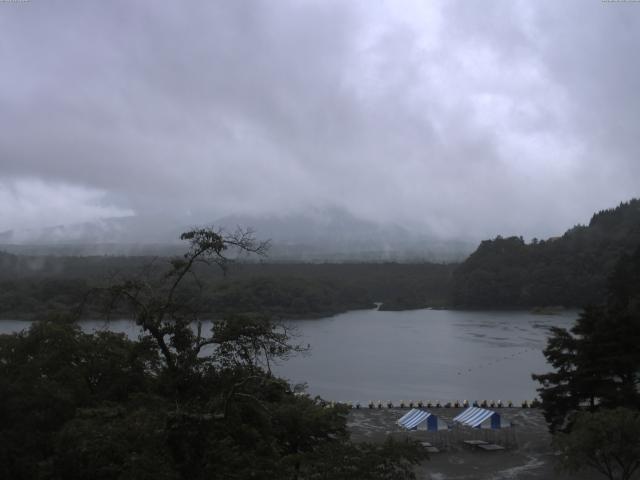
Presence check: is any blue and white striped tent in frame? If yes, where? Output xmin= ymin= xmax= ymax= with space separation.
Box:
xmin=453 ymin=407 xmax=509 ymax=429
xmin=397 ymin=409 xmax=447 ymax=431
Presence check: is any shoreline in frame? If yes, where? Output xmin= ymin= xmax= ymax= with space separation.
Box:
xmin=0 ymin=305 xmax=580 ymax=322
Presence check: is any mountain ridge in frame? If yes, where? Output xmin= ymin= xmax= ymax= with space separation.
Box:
xmin=0 ymin=207 xmax=475 ymax=262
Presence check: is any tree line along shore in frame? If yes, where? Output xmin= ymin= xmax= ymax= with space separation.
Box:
xmin=1 ymin=198 xmax=638 ymax=320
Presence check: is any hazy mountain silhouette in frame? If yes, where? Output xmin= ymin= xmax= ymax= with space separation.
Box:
xmin=0 ymin=207 xmax=474 ymax=261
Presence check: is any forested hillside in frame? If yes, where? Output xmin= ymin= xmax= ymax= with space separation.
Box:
xmin=0 ymin=255 xmax=454 ymax=320
xmin=453 ymin=199 xmax=640 ymax=308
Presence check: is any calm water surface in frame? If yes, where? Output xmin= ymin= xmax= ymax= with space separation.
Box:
xmin=0 ymin=309 xmax=576 ymax=403
xmin=276 ymin=309 xmax=576 ymax=402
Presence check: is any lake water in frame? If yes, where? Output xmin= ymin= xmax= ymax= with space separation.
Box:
xmin=0 ymin=309 xmax=576 ymax=403
xmin=275 ymin=309 xmax=576 ymax=403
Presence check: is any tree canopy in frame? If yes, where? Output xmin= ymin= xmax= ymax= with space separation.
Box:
xmin=0 ymin=227 xmax=427 ymax=480
xmin=554 ymin=408 xmax=640 ymax=480
xmin=454 ymin=199 xmax=640 ymax=308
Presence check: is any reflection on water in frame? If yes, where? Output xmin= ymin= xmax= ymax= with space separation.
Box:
xmin=0 ymin=309 xmax=576 ymax=403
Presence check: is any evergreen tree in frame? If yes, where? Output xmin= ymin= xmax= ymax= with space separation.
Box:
xmin=533 ymin=245 xmax=640 ymax=432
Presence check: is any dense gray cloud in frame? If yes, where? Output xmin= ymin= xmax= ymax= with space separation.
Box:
xmin=0 ymin=0 xmax=638 ymax=240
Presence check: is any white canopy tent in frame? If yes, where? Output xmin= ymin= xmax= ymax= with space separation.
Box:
xmin=397 ymin=409 xmax=448 ymax=431
xmin=453 ymin=407 xmax=510 ymax=429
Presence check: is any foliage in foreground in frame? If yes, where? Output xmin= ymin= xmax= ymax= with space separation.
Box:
xmin=554 ymin=408 xmax=640 ymax=480
xmin=0 ymin=227 xmax=427 ymax=479
xmin=0 ymin=320 xmax=425 ymax=479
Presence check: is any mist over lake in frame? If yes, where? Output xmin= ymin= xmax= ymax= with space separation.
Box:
xmin=1 ymin=309 xmax=576 ymax=403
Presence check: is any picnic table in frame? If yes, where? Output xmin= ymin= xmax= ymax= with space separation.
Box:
xmin=463 ymin=440 xmax=488 ymax=446
xmin=420 ymin=441 xmax=440 ymax=454
xmin=463 ymin=440 xmax=505 ymax=451
xmin=477 ymin=443 xmax=505 ymax=451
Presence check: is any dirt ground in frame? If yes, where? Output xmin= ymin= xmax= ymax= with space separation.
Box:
xmin=347 ymin=408 xmax=604 ymax=480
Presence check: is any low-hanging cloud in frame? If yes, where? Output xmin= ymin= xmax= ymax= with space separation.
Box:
xmin=0 ymin=178 xmax=133 ymax=235
xmin=0 ymin=0 xmax=638 ymax=240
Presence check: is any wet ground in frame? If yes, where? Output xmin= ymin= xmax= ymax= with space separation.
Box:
xmin=347 ymin=408 xmax=602 ymax=480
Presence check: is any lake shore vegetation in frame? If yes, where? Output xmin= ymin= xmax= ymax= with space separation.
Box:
xmin=0 ymin=227 xmax=427 ymax=480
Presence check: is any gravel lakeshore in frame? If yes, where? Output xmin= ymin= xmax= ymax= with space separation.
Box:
xmin=347 ymin=408 xmax=603 ymax=480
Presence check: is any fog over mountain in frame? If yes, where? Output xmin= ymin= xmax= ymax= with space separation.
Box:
xmin=0 ymin=208 xmax=474 ymax=261
xmin=1 ymin=1 xmax=639 ymax=245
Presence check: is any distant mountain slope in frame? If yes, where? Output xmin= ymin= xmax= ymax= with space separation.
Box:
xmin=0 ymin=207 xmax=475 ymax=262
xmin=215 ymin=209 xmax=475 ymax=262
xmin=453 ymin=199 xmax=640 ymax=308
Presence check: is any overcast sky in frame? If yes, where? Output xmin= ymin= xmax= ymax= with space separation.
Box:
xmin=1 ymin=0 xmax=639 ymax=240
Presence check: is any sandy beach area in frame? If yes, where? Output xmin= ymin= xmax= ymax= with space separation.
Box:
xmin=347 ymin=408 xmax=603 ymax=480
